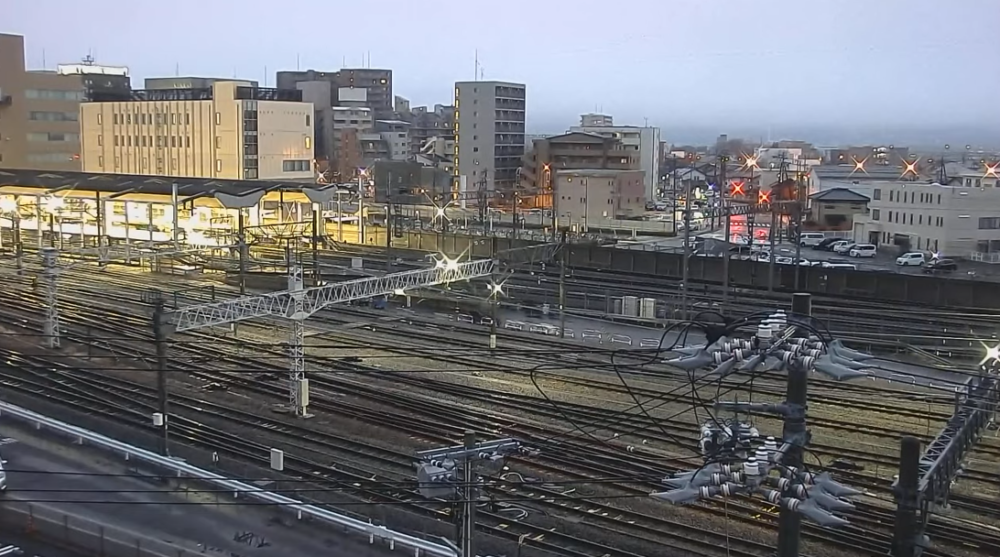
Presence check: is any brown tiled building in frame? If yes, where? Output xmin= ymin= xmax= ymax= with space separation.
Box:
xmin=518 ymin=131 xmax=639 ymax=208
xmin=0 ymin=33 xmax=130 ymax=171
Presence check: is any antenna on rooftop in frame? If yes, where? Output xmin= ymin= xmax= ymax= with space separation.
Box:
xmin=296 ymin=53 xmax=300 ymax=71
xmin=82 ymin=53 xmax=95 ymax=66
xmin=41 ymin=49 xmax=46 ymax=70
xmin=474 ymin=50 xmax=479 ymax=81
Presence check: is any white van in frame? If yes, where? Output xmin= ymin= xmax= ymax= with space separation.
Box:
xmin=822 ymin=262 xmax=857 ymax=270
xmin=799 ymin=233 xmax=826 ymax=247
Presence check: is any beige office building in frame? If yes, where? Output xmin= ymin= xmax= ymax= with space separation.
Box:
xmin=80 ymin=81 xmax=314 ymax=181
xmin=0 ymin=33 xmax=130 ymax=171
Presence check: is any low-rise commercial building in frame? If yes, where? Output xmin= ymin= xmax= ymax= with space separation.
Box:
xmin=520 ymin=132 xmax=639 ymax=208
xmin=853 ymin=176 xmax=1000 ymax=257
xmin=569 ymin=120 xmax=660 ymax=200
xmin=0 ymin=33 xmax=130 ymax=171
xmin=554 ymin=169 xmax=645 ymax=229
xmin=79 ymin=81 xmax=313 ymax=181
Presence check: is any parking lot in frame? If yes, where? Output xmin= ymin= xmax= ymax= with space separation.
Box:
xmin=769 ymin=241 xmax=1000 ymax=279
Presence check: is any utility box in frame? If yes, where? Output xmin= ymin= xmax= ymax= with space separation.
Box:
xmin=623 ymin=296 xmax=639 ymax=317
xmin=640 ymin=298 xmax=656 ymax=319
xmin=296 ymin=378 xmax=310 ymax=408
xmin=270 ymin=448 xmax=285 ymax=471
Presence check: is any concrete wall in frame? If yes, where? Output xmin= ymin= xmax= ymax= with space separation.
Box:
xmin=386 ymin=231 xmax=1000 ymax=309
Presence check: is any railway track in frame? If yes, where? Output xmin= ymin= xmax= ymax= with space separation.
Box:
xmin=1 ymin=260 xmax=998 ymax=556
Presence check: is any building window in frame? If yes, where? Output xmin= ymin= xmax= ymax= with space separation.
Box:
xmin=215 ymin=137 xmax=222 ymax=149
xmin=26 ymin=153 xmax=74 ymax=163
xmin=873 ymin=188 xmax=881 ymax=200
xmin=127 ymin=114 xmax=132 ymax=125
xmin=282 ymin=160 xmax=311 ymax=172
xmin=306 ymin=114 xmax=311 ymax=127
xmin=98 ymin=156 xmax=104 ymax=167
xmin=170 ymin=136 xmax=176 ymax=148
xmin=305 ymin=137 xmax=311 ymax=149
xmin=25 ymin=89 xmax=85 ymax=101
xmin=908 ymin=214 xmax=913 ymax=225
xmin=872 ymin=209 xmax=880 ymax=220
xmin=216 ymin=159 xmax=222 ymax=172
xmin=29 ymin=111 xmax=78 ymax=122
xmin=215 ymin=112 xmax=222 ymax=125
xmin=978 ymin=217 xmax=1000 ymax=230
xmin=113 ymin=114 xmax=118 ymax=125
xmin=113 ymin=135 xmax=118 ymax=147
xmin=185 ymin=136 xmax=190 ymax=148
xmin=98 ymin=135 xmax=103 ymax=146
xmin=185 ymin=113 xmax=191 ymax=125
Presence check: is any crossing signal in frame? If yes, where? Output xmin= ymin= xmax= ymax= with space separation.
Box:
xmin=758 ymin=190 xmax=771 ymax=204
xmin=730 ymin=181 xmax=745 ymax=196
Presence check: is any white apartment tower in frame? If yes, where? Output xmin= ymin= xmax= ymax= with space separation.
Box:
xmin=454 ymin=81 xmax=525 ymax=196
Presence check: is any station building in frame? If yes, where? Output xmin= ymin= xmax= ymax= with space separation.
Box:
xmin=0 ymin=168 xmax=356 ymax=248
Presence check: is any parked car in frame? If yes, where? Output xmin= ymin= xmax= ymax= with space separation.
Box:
xmin=798 ymin=233 xmax=826 ymax=247
xmin=814 ymin=237 xmax=843 ymax=251
xmin=832 ymin=241 xmax=856 ymax=255
xmin=923 ymin=258 xmax=958 ymax=274
xmin=896 ymin=252 xmax=926 ymax=266
xmin=822 ymin=262 xmax=858 ymax=270
xmin=849 ymin=244 xmax=877 ymax=258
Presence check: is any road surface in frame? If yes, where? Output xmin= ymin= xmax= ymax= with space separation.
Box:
xmin=0 ymin=425 xmax=408 ymax=557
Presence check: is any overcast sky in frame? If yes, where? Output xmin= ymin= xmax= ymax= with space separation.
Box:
xmin=6 ymin=0 xmax=999 ymax=143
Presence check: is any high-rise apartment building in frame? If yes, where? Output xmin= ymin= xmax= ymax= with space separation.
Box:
xmin=0 ymin=33 xmax=130 ymax=171
xmin=453 ymin=80 xmax=525 ymax=195
xmin=79 ymin=81 xmax=314 ymax=181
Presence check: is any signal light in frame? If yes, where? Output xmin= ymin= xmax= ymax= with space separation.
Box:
xmin=730 ymin=181 xmax=745 ymax=196
xmin=758 ymin=190 xmax=770 ymax=204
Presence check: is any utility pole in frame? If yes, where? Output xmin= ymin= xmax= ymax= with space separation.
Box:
xmin=415 ymin=435 xmax=532 ymax=557
xmin=720 ymin=155 xmax=732 ymax=313
xmin=892 ymin=436 xmax=922 ymax=557
xmin=680 ymin=178 xmax=692 ymax=318
xmin=311 ymin=203 xmax=321 ymax=286
xmin=458 ymin=431 xmax=477 ymax=557
xmin=237 ymin=209 xmax=247 ymax=296
xmin=151 ymin=296 xmax=170 ymax=456
xmin=776 ymin=292 xmax=813 ymax=557
xmin=386 ymin=171 xmax=394 ymax=272
xmin=558 ymin=228 xmax=567 ymax=339
xmin=489 ymin=236 xmax=498 ymax=350
xmin=793 ymin=163 xmax=805 ymax=290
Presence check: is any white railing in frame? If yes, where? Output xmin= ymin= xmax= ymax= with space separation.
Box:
xmin=0 ymin=401 xmax=458 ymax=557
xmin=970 ymin=251 xmax=1000 ymax=264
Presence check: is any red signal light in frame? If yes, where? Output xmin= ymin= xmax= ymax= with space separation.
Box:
xmin=758 ymin=190 xmax=770 ymax=204
xmin=730 ymin=181 xmax=745 ymax=196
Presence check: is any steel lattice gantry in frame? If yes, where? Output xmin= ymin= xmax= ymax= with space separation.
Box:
xmin=40 ymin=241 xmax=238 ymax=348
xmin=168 ymin=258 xmax=496 ymax=417
xmin=892 ymin=373 xmax=999 ymax=556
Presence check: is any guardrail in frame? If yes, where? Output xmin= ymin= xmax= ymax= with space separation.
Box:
xmin=0 ymin=401 xmax=459 ymax=557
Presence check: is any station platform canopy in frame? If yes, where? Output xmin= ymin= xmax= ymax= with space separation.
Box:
xmin=0 ymin=168 xmax=345 ymax=208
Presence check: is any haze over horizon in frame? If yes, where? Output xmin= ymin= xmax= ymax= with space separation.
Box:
xmin=6 ymin=0 xmax=998 ymax=148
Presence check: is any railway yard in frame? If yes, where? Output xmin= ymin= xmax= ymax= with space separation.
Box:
xmin=0 ymin=238 xmax=998 ymax=557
